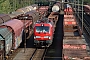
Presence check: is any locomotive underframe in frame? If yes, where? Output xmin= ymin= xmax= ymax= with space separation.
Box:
xmin=34 ymin=39 xmax=52 ymax=47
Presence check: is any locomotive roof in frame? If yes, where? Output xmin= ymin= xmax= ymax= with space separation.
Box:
xmin=35 ymin=23 xmax=52 ymax=27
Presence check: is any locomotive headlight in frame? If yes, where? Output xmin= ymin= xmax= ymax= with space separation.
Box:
xmin=44 ymin=36 xmax=49 ymax=38
xmin=35 ymin=36 xmax=41 ymax=38
xmin=48 ymin=36 xmax=51 ymax=39
xmin=34 ymin=36 xmax=36 ymax=39
xmin=44 ymin=36 xmax=51 ymax=39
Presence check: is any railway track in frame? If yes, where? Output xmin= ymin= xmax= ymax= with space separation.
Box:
xmin=7 ymin=48 xmax=22 ymax=60
xmin=30 ymin=48 xmax=48 ymax=60
xmin=9 ymin=39 xmax=48 ymax=60
xmin=7 ymin=48 xmax=38 ymax=60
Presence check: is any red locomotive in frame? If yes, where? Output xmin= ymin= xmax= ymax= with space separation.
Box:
xmin=34 ymin=18 xmax=54 ymax=47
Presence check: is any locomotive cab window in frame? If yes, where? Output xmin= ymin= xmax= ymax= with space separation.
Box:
xmin=35 ymin=26 xmax=49 ymax=33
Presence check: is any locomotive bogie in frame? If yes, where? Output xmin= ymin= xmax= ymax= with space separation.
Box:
xmin=34 ymin=39 xmax=52 ymax=47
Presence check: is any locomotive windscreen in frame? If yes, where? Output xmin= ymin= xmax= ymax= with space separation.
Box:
xmin=35 ymin=26 xmax=49 ymax=33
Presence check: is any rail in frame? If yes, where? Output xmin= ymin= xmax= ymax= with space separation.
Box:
xmin=30 ymin=48 xmax=37 ymax=60
xmin=41 ymin=47 xmax=48 ymax=60
xmin=30 ymin=48 xmax=45 ymax=60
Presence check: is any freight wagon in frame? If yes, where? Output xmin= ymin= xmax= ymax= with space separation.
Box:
xmin=63 ymin=4 xmax=90 ymax=60
xmin=31 ymin=4 xmax=38 ymax=10
xmin=0 ymin=19 xmax=23 ymax=59
xmin=0 ymin=10 xmax=39 ymax=60
xmin=64 ymin=5 xmax=73 ymax=15
xmin=48 ymin=12 xmax=59 ymax=27
xmin=9 ymin=6 xmax=33 ymax=18
xmin=17 ymin=10 xmax=39 ymax=39
xmin=0 ymin=4 xmax=39 ymax=60
xmin=0 ymin=14 xmax=11 ymax=24
xmin=52 ymin=1 xmax=61 ymax=12
xmin=8 ymin=4 xmax=38 ymax=19
xmin=38 ymin=6 xmax=49 ymax=19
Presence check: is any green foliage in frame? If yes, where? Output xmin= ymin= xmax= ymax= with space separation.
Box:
xmin=0 ymin=0 xmax=35 ymax=14
xmin=0 ymin=0 xmax=10 ymax=13
xmin=84 ymin=0 xmax=90 ymax=4
xmin=0 ymin=0 xmax=6 ymax=3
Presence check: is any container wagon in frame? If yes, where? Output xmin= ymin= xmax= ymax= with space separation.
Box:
xmin=63 ymin=4 xmax=90 ymax=60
